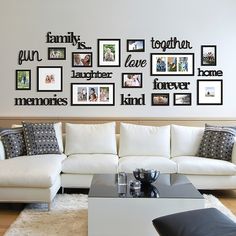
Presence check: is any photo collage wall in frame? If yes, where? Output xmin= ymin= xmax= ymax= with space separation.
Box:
xmin=15 ymin=33 xmax=223 ymax=107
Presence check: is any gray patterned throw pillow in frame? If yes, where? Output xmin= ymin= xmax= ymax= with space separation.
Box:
xmin=0 ymin=128 xmax=27 ymax=158
xmin=197 ymin=124 xmax=236 ymax=161
xmin=22 ymin=122 xmax=61 ymax=155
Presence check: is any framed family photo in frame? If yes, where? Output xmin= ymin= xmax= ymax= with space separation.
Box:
xmin=72 ymin=52 xmax=92 ymax=67
xmin=37 ymin=66 xmax=63 ymax=92
xmin=97 ymin=39 xmax=121 ymax=67
xmin=151 ymin=93 xmax=169 ymax=106
xmin=173 ymin=93 xmax=192 ymax=106
xmin=122 ymin=73 xmax=142 ymax=88
xmin=197 ymin=80 xmax=223 ymax=105
xmin=201 ymin=45 xmax=217 ymax=66
xmin=150 ymin=53 xmax=194 ymax=76
xmin=16 ymin=70 xmax=31 ymax=90
xmin=48 ymin=47 xmax=66 ymax=60
xmin=127 ymin=39 xmax=145 ymax=52
xmin=71 ymin=83 xmax=115 ymax=106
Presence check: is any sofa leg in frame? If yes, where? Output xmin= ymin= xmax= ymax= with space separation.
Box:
xmin=62 ymin=187 xmax=64 ymax=194
xmin=48 ymin=202 xmax=51 ymax=211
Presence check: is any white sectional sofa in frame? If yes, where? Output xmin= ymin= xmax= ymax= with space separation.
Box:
xmin=0 ymin=122 xmax=236 ymax=208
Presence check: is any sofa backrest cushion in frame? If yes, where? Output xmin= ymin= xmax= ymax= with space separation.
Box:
xmin=65 ymin=122 xmax=117 ymax=155
xmin=119 ymin=123 xmax=170 ymax=157
xmin=171 ymin=125 xmax=204 ymax=157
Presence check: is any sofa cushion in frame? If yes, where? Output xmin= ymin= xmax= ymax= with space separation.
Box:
xmin=65 ymin=122 xmax=117 ymax=155
xmin=171 ymin=125 xmax=204 ymax=157
xmin=0 ymin=154 xmax=66 ymax=188
xmin=22 ymin=122 xmax=61 ymax=156
xmin=62 ymin=154 xmax=118 ymax=174
xmin=197 ymin=124 xmax=236 ymax=162
xmin=0 ymin=140 xmax=5 ymax=160
xmin=119 ymin=123 xmax=170 ymax=157
xmin=118 ymin=156 xmax=177 ymax=173
xmin=172 ymin=156 xmax=236 ymax=176
xmin=0 ymin=128 xmax=26 ymax=159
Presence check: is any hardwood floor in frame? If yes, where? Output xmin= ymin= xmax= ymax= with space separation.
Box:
xmin=0 ymin=190 xmax=236 ymax=236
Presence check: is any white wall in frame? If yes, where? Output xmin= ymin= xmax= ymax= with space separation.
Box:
xmin=0 ymin=0 xmax=235 ymax=117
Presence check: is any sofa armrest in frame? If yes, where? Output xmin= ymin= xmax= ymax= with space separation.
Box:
xmin=231 ymin=142 xmax=236 ymax=165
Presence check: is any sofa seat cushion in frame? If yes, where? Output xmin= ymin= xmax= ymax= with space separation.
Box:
xmin=0 ymin=154 xmax=66 ymax=188
xmin=172 ymin=156 xmax=236 ymax=176
xmin=62 ymin=154 xmax=118 ymax=174
xmin=118 ymin=156 xmax=177 ymax=173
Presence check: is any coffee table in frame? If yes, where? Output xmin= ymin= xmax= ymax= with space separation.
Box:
xmin=88 ymin=174 xmax=204 ymax=236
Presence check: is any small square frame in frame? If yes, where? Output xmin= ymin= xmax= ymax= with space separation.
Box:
xmin=201 ymin=45 xmax=217 ymax=66
xmin=127 ymin=39 xmax=145 ymax=52
xmin=173 ymin=93 xmax=192 ymax=106
xmin=48 ymin=47 xmax=66 ymax=60
xmin=151 ymin=93 xmax=169 ymax=106
xmin=16 ymin=70 xmax=31 ymax=90
xmin=121 ymin=73 xmax=142 ymax=88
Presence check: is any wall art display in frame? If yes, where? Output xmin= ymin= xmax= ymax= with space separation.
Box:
xmin=71 ymin=83 xmax=115 ymax=106
xmin=48 ymin=47 xmax=66 ymax=60
xmin=197 ymin=80 xmax=223 ymax=105
xmin=150 ymin=53 xmax=194 ymax=76
xmin=122 ymin=73 xmax=142 ymax=88
xmin=127 ymin=39 xmax=145 ymax=52
xmin=37 ymin=66 xmax=63 ymax=92
xmin=16 ymin=70 xmax=31 ymax=90
xmin=201 ymin=45 xmax=217 ymax=66
xmin=97 ymin=39 xmax=121 ymax=67
xmin=173 ymin=93 xmax=192 ymax=106
xmin=72 ymin=52 xmax=92 ymax=67
xmin=151 ymin=93 xmax=169 ymax=106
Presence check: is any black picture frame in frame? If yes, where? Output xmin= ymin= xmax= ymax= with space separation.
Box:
xmin=48 ymin=47 xmax=66 ymax=60
xmin=197 ymin=79 xmax=223 ymax=105
xmin=72 ymin=52 xmax=93 ymax=67
xmin=201 ymin=45 xmax=217 ymax=66
xmin=150 ymin=53 xmax=195 ymax=76
xmin=127 ymin=39 xmax=145 ymax=52
xmin=173 ymin=93 xmax=192 ymax=106
xmin=37 ymin=66 xmax=63 ymax=92
xmin=15 ymin=69 xmax=31 ymax=90
xmin=97 ymin=39 xmax=121 ymax=67
xmin=151 ymin=93 xmax=169 ymax=106
xmin=71 ymin=83 xmax=115 ymax=106
xmin=121 ymin=73 xmax=142 ymax=88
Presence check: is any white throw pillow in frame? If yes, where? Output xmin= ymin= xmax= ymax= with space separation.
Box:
xmin=12 ymin=122 xmax=64 ymax=153
xmin=0 ymin=141 xmax=5 ymax=160
xmin=171 ymin=125 xmax=204 ymax=157
xmin=65 ymin=122 xmax=117 ymax=155
xmin=119 ymin=123 xmax=170 ymax=157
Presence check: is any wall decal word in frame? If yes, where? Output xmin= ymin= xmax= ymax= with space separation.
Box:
xmin=120 ymin=93 xmax=145 ymax=105
xmin=151 ymin=37 xmax=192 ymax=52
xmin=14 ymin=94 xmax=68 ymax=106
xmin=18 ymin=50 xmax=42 ymax=65
xmin=153 ymin=78 xmax=190 ymax=90
xmin=197 ymin=68 xmax=223 ymax=77
xmin=71 ymin=70 xmax=113 ymax=80
xmin=124 ymin=54 xmax=147 ymax=67
xmin=46 ymin=32 xmax=91 ymax=49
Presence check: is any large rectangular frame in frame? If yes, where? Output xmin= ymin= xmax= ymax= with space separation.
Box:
xmin=150 ymin=53 xmax=194 ymax=76
xmin=71 ymin=83 xmax=115 ymax=106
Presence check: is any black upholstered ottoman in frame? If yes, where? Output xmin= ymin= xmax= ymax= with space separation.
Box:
xmin=152 ymin=208 xmax=236 ymax=236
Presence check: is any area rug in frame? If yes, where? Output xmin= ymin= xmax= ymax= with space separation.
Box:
xmin=4 ymin=194 xmax=236 ymax=236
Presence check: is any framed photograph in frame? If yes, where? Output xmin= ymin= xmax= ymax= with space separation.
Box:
xmin=71 ymin=83 xmax=115 ymax=106
xmin=37 ymin=66 xmax=63 ymax=92
xmin=122 ymin=73 xmax=142 ymax=88
xmin=151 ymin=93 xmax=169 ymax=106
xmin=127 ymin=39 xmax=145 ymax=52
xmin=201 ymin=45 xmax=217 ymax=66
xmin=48 ymin=47 xmax=66 ymax=60
xmin=72 ymin=52 xmax=92 ymax=67
xmin=150 ymin=53 xmax=194 ymax=76
xmin=16 ymin=70 xmax=31 ymax=90
xmin=174 ymin=93 xmax=192 ymax=106
xmin=197 ymin=80 xmax=223 ymax=105
xmin=97 ymin=39 xmax=121 ymax=67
